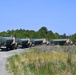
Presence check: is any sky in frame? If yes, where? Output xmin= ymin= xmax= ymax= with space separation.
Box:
xmin=0 ymin=0 xmax=76 ymax=35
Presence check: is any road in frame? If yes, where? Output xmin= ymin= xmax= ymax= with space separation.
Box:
xmin=0 ymin=48 xmax=29 ymax=75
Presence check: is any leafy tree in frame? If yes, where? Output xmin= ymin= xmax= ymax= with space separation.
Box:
xmin=38 ymin=26 xmax=48 ymax=34
xmin=38 ymin=27 xmax=48 ymax=38
xmin=54 ymin=33 xmax=60 ymax=39
xmin=70 ymin=33 xmax=76 ymax=43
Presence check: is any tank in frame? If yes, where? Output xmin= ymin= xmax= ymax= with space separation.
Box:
xmin=17 ymin=38 xmax=30 ymax=48
xmin=0 ymin=36 xmax=13 ymax=50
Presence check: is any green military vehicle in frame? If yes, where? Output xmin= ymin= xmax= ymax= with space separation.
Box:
xmin=50 ymin=39 xmax=69 ymax=45
xmin=16 ymin=38 xmax=31 ymax=48
xmin=0 ymin=36 xmax=15 ymax=51
xmin=31 ymin=38 xmax=48 ymax=46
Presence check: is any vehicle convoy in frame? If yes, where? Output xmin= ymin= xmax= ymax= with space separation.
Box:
xmin=0 ymin=36 xmax=31 ymax=50
xmin=0 ymin=35 xmax=73 ymax=51
xmin=0 ymin=36 xmax=15 ymax=51
xmin=0 ymin=37 xmax=49 ymax=50
xmin=0 ymin=37 xmax=50 ymax=51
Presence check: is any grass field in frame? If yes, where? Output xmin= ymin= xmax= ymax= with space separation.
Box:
xmin=7 ymin=45 xmax=76 ymax=75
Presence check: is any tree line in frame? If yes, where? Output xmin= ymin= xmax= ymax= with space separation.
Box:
xmin=0 ymin=27 xmax=76 ymax=43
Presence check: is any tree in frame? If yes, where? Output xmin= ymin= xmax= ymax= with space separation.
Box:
xmin=38 ymin=27 xmax=48 ymax=34
xmin=38 ymin=27 xmax=48 ymax=38
xmin=70 ymin=33 xmax=76 ymax=43
xmin=46 ymin=30 xmax=55 ymax=40
xmin=54 ymin=33 xmax=60 ymax=39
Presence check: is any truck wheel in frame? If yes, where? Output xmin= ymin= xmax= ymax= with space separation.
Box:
xmin=10 ymin=44 xmax=15 ymax=50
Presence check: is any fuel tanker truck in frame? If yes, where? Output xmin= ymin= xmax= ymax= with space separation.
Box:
xmin=31 ymin=38 xmax=49 ymax=46
xmin=16 ymin=38 xmax=31 ymax=48
xmin=0 ymin=36 xmax=16 ymax=51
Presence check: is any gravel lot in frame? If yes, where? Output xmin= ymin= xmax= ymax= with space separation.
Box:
xmin=0 ymin=48 xmax=30 ymax=75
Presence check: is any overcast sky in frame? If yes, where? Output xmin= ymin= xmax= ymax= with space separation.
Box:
xmin=0 ymin=0 xmax=76 ymax=35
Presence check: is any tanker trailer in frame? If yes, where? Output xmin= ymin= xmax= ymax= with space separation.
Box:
xmin=16 ymin=38 xmax=31 ymax=48
xmin=0 ymin=36 xmax=14 ymax=51
xmin=31 ymin=39 xmax=43 ymax=46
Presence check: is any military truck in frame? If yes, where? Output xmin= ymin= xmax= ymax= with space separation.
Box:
xmin=50 ymin=39 xmax=72 ymax=45
xmin=0 ymin=36 xmax=15 ymax=51
xmin=16 ymin=38 xmax=31 ymax=48
xmin=31 ymin=38 xmax=48 ymax=46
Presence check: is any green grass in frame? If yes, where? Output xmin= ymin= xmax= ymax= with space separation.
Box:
xmin=6 ymin=45 xmax=76 ymax=75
